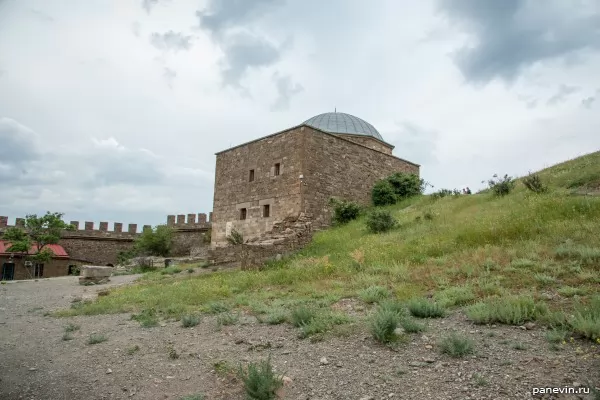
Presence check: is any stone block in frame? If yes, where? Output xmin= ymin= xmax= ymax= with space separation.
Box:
xmin=99 ymin=222 xmax=108 ymax=231
xmin=187 ymin=213 xmax=196 ymax=224
xmin=85 ymin=221 xmax=94 ymax=230
xmin=167 ymin=215 xmax=176 ymax=226
xmin=70 ymin=221 xmax=79 ymax=230
xmin=81 ymin=265 xmax=113 ymax=278
xmin=177 ymin=215 xmax=185 ymax=224
xmin=128 ymin=224 xmax=137 ymax=233
xmin=113 ymin=222 xmax=122 ymax=232
xmin=0 ymin=216 xmax=7 ymax=228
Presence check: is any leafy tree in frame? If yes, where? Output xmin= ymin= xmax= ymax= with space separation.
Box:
xmin=366 ymin=210 xmax=397 ymax=233
xmin=372 ymin=180 xmax=397 ymax=206
xmin=134 ymin=224 xmax=173 ymax=257
xmin=486 ymin=174 xmax=515 ymax=196
xmin=386 ymin=172 xmax=425 ymax=199
xmin=3 ymin=212 xmax=74 ymax=263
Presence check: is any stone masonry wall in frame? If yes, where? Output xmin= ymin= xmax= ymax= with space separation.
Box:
xmin=334 ymin=134 xmax=393 ymax=155
xmin=211 ymin=128 xmax=305 ymax=246
xmin=303 ymin=127 xmax=420 ymax=227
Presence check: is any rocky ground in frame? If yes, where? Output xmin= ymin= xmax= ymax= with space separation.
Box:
xmin=1 ymin=276 xmax=599 ymax=400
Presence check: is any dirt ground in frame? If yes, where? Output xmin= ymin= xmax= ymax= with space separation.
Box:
xmin=1 ymin=276 xmax=599 ymax=400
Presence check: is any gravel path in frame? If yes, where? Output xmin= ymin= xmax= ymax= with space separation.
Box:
xmin=1 ymin=277 xmax=599 ymax=400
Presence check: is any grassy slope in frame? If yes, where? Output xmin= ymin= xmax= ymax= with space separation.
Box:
xmin=59 ymin=151 xmax=600 ymax=328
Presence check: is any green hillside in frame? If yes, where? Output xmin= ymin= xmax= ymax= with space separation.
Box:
xmin=61 ymin=151 xmax=600 ymax=339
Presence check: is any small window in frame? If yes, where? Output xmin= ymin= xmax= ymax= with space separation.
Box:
xmin=274 ymin=163 xmax=280 ymax=176
xmin=249 ymin=169 xmax=255 ymax=182
xmin=263 ymin=204 xmax=270 ymax=218
xmin=239 ymin=208 xmax=247 ymax=220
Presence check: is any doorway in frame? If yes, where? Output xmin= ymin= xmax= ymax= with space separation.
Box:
xmin=1 ymin=263 xmax=15 ymax=281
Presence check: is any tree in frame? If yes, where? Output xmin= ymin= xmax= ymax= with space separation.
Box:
xmin=134 ymin=224 xmax=174 ymax=257
xmin=3 ymin=212 xmax=74 ymax=264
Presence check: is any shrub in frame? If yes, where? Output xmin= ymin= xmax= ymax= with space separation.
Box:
xmin=379 ymin=299 xmax=407 ymax=317
xmin=62 ymin=332 xmax=74 ymax=341
xmin=290 ymin=306 xmax=316 ymax=327
xmin=570 ymin=296 xmax=600 ymax=341
xmin=187 ymin=268 xmax=195 ymax=274
xmin=238 ymin=356 xmax=284 ymax=400
xmin=330 ymin=198 xmax=361 ymax=224
xmin=545 ymin=328 xmax=569 ymax=344
xmin=87 ymin=334 xmax=108 ymax=345
xmin=227 ymin=229 xmax=244 ymax=245
xmin=372 ymin=179 xmax=397 ymax=206
xmin=181 ymin=314 xmax=200 ymax=328
xmin=387 ymin=172 xmax=425 ymax=199
xmin=366 ymin=210 xmax=397 ymax=233
xmin=370 ymin=308 xmax=401 ymax=343
xmin=180 ymin=394 xmax=205 ymax=400
xmin=399 ymin=318 xmax=425 ymax=333
xmin=127 ymin=345 xmax=140 ymax=355
xmin=216 ymin=312 xmax=239 ymax=326
xmin=264 ymin=310 xmax=287 ymax=325
xmin=466 ymin=296 xmax=547 ymax=325
xmin=522 ymin=172 xmax=548 ymax=193
xmin=408 ymin=298 xmax=445 ymax=318
xmin=359 ymin=285 xmax=391 ymax=304
xmin=134 ymin=224 xmax=173 ymax=257
xmin=64 ymin=323 xmax=80 ymax=333
xmin=131 ymin=309 xmax=159 ymax=327
xmin=439 ymin=333 xmax=474 ymax=357
xmin=207 ymin=302 xmax=230 ymax=314
xmin=431 ymin=188 xmax=454 ymax=199
xmin=298 ymin=318 xmax=328 ymax=339
xmin=486 ymin=174 xmax=515 ymax=196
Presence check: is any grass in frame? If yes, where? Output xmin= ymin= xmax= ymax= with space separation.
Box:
xmin=64 ymin=323 xmax=80 ymax=333
xmin=87 ymin=334 xmax=108 ymax=345
xmin=370 ymin=308 xmax=401 ymax=343
xmin=181 ymin=314 xmax=200 ymax=328
xmin=407 ymin=298 xmax=445 ymax=318
xmin=439 ymin=333 xmax=475 ymax=357
xmin=131 ymin=309 xmax=159 ymax=327
xmin=399 ymin=317 xmax=426 ymax=333
xmin=179 ymin=394 xmax=205 ymax=400
xmin=467 ymin=296 xmax=548 ymax=325
xmin=512 ymin=341 xmax=528 ymax=351
xmin=359 ymin=285 xmax=390 ymax=304
xmin=545 ymin=328 xmax=569 ymax=344
xmin=238 ymin=356 xmax=283 ymax=400
xmin=263 ymin=309 xmax=287 ymax=325
xmin=216 ymin=312 xmax=239 ymax=326
xmin=62 ymin=332 xmax=74 ymax=341
xmin=54 ymin=152 xmax=600 ymax=343
xmin=127 ymin=345 xmax=140 ymax=355
xmin=570 ymin=296 xmax=600 ymax=341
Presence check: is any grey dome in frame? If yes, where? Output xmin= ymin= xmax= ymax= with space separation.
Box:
xmin=303 ymin=112 xmax=384 ymax=141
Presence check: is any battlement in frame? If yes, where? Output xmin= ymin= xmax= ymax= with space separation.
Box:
xmin=0 ymin=212 xmax=212 ymax=238
xmin=166 ymin=212 xmax=213 ymax=228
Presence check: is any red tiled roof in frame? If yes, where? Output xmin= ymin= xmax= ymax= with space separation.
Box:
xmin=0 ymin=240 xmax=69 ymax=258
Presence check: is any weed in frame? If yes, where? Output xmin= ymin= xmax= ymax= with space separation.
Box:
xmin=127 ymin=345 xmax=140 ymax=355
xmin=486 ymin=174 xmax=515 ymax=196
xmin=179 ymin=394 xmax=205 ymax=400
xmin=556 ymin=244 xmax=600 ymax=265
xmin=558 ymin=286 xmax=586 ymax=297
xmin=168 ymin=346 xmax=179 ymax=359
xmin=238 ymin=356 xmax=284 ymax=400
xmin=407 ymin=298 xmax=445 ymax=318
xmin=62 ymin=332 xmax=74 ymax=341
xmin=207 ymin=302 xmax=230 ymax=314
xmin=264 ymin=309 xmax=287 ymax=325
xmin=181 ymin=314 xmax=200 ymax=328
xmin=545 ymin=328 xmax=569 ymax=344
xmin=512 ymin=341 xmax=528 ymax=350
xmin=87 ymin=334 xmax=107 ymax=345
xmin=217 ymin=312 xmax=239 ymax=326
xmin=467 ymin=296 xmax=547 ymax=325
xmin=214 ymin=360 xmax=235 ymax=376
xmin=439 ymin=333 xmax=474 ymax=357
xmin=290 ymin=306 xmax=317 ymax=327
xmin=131 ymin=309 xmax=159 ymax=328
xmin=64 ymin=323 xmax=80 ymax=333
xmin=523 ymin=172 xmax=548 ymax=194
xmin=187 ymin=268 xmax=195 ymax=274
xmin=473 ymin=373 xmax=488 ymax=387
xmin=379 ymin=299 xmax=407 ymax=317
xmin=298 ymin=319 xmax=328 ymax=339
xmin=370 ymin=308 xmax=401 ymax=343
xmin=399 ymin=318 xmax=425 ymax=333
xmin=330 ymin=198 xmax=361 ymax=225
xmin=435 ymin=286 xmax=475 ymax=308
xmin=570 ymin=296 xmax=600 ymax=341
xmin=359 ymin=285 xmax=391 ymax=304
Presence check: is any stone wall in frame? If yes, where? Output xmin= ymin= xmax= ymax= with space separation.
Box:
xmin=302 ymin=126 xmax=420 ymax=227
xmin=211 ymin=128 xmax=305 ymax=246
xmin=0 ymin=256 xmax=70 ymax=280
xmin=208 ymin=212 xmax=313 ymax=268
xmin=0 ymin=213 xmax=212 ymax=267
xmin=334 ymin=134 xmax=393 ymax=155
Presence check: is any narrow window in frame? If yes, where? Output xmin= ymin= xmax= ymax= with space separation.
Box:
xmin=249 ymin=169 xmax=255 ymax=182
xmin=34 ymin=263 xmax=44 ymax=278
xmin=263 ymin=204 xmax=270 ymax=218
xmin=239 ymin=208 xmax=247 ymax=220
xmin=274 ymin=163 xmax=280 ymax=176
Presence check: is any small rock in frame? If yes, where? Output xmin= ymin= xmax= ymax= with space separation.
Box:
xmin=394 ymin=327 xmax=405 ymax=336
xmin=106 ymin=368 xmax=112 ymax=374
xmin=573 ymin=382 xmax=581 ymax=388
xmin=28 ymin=368 xmax=37 ymax=371
xmin=359 ymin=397 xmax=375 ymax=400
xmin=423 ymin=358 xmax=435 ymax=363
xmin=319 ymin=357 xmax=329 ymax=365
xmin=424 ymin=345 xmax=433 ymax=349
xmin=409 ymin=361 xmax=428 ymax=368
xmin=524 ymin=322 xmax=536 ymax=330
xmin=282 ymin=376 xmax=293 ymax=385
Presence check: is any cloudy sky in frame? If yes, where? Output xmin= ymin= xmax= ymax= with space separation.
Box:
xmin=1 ymin=0 xmax=599 ymax=228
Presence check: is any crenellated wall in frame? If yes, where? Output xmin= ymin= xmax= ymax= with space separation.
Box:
xmin=0 ymin=213 xmax=212 ymax=266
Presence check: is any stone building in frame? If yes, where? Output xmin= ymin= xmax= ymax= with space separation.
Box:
xmin=211 ymin=112 xmax=420 ymax=246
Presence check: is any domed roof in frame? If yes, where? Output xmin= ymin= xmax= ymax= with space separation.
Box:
xmin=303 ymin=112 xmax=384 ymax=141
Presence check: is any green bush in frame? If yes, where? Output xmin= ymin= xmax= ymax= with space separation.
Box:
xmin=486 ymin=174 xmax=515 ymax=196
xmin=330 ymin=198 xmax=361 ymax=224
xmin=372 ymin=180 xmax=397 ymax=206
xmin=439 ymin=333 xmax=474 ymax=357
xmin=387 ymin=172 xmax=425 ymax=199
xmin=522 ymin=172 xmax=548 ymax=194
xmin=131 ymin=309 xmax=159 ymax=327
xmin=370 ymin=308 xmax=401 ymax=343
xmin=366 ymin=210 xmax=397 ymax=233
xmin=134 ymin=225 xmax=173 ymax=257
xmin=399 ymin=318 xmax=425 ymax=333
xmin=359 ymin=285 xmax=391 ymax=304
xmin=227 ymin=229 xmax=244 ymax=245
xmin=466 ymin=296 xmax=547 ymax=325
xmin=407 ymin=298 xmax=445 ymax=318
xmin=238 ymin=356 xmax=284 ymax=400
xmin=290 ymin=306 xmax=317 ymax=327
xmin=570 ymin=296 xmax=600 ymax=341
xmin=87 ymin=334 xmax=108 ymax=345
xmin=181 ymin=314 xmax=200 ymax=328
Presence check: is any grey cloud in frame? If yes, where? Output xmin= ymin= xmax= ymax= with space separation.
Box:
xmin=150 ymin=31 xmax=193 ymax=52
xmin=389 ymin=123 xmax=439 ymax=166
xmin=197 ymin=0 xmax=283 ymax=38
xmin=270 ymin=73 xmax=303 ymax=111
xmin=163 ymin=67 xmax=176 ymax=88
xmin=197 ymin=0 xmax=287 ymax=87
xmin=581 ymin=96 xmax=595 ymax=109
xmin=546 ymin=84 xmax=580 ymax=106
xmin=142 ymin=0 xmax=163 ymax=14
xmin=221 ymin=33 xmax=280 ymax=86
xmin=0 ymin=117 xmax=40 ymax=164
xmin=439 ymin=0 xmax=600 ymax=84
